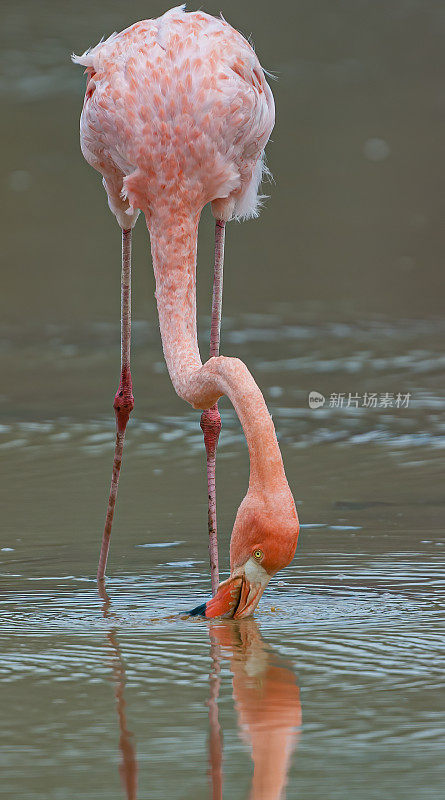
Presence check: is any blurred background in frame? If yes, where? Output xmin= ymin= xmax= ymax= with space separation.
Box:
xmin=1 ymin=2 xmax=444 ymax=799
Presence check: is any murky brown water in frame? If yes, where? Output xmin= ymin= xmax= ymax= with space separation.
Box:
xmin=1 ymin=1 xmax=445 ymax=798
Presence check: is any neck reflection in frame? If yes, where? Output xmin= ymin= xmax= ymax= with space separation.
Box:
xmin=208 ymin=620 xmax=301 ymax=800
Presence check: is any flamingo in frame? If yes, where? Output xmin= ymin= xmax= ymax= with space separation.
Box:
xmin=73 ymin=5 xmax=299 ymax=618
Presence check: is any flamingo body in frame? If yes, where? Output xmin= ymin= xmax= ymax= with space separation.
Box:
xmin=73 ymin=5 xmax=274 ymax=227
xmin=74 ymin=6 xmax=299 ymax=618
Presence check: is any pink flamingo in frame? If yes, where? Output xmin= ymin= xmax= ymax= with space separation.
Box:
xmin=73 ymin=6 xmax=299 ymax=618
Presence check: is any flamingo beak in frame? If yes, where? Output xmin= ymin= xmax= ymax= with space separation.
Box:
xmin=188 ymin=562 xmax=270 ymax=619
xmin=232 ymin=574 xmax=268 ymax=619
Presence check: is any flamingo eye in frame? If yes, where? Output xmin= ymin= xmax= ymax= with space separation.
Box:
xmin=253 ymin=549 xmax=263 ymax=560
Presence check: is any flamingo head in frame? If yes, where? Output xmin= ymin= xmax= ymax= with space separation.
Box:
xmin=188 ymin=490 xmax=299 ymax=619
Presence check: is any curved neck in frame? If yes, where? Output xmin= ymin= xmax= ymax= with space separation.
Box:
xmin=213 ymin=359 xmax=288 ymax=494
xmin=147 ymin=209 xmax=289 ymax=495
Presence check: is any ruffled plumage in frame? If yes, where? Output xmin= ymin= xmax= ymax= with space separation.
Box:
xmin=72 ymin=5 xmax=275 ymax=225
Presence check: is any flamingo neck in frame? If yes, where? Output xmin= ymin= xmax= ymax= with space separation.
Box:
xmin=147 ymin=208 xmax=289 ymax=495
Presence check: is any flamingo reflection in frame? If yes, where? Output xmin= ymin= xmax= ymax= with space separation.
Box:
xmin=99 ymin=588 xmax=299 ymax=799
xmin=208 ymin=620 xmax=301 ymax=800
xmin=99 ymin=587 xmax=138 ymax=800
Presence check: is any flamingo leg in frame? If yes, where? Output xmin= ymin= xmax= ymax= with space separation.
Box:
xmin=97 ymin=228 xmax=134 ymax=582
xmin=200 ymin=219 xmax=225 ymax=596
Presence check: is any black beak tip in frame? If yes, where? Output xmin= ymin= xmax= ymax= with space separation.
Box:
xmin=187 ymin=601 xmax=208 ymax=617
